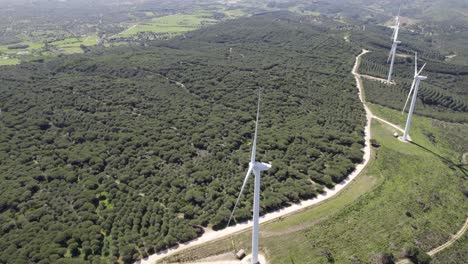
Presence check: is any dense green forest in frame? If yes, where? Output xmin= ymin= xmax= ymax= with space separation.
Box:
xmin=0 ymin=12 xmax=367 ymax=263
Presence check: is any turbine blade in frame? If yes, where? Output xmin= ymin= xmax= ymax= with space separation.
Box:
xmin=387 ymin=44 xmax=395 ymax=63
xmin=402 ymin=79 xmax=416 ymax=114
xmin=251 ymin=90 xmax=261 ymax=164
xmin=414 ymin=52 xmax=418 ymax=76
xmin=393 ymin=22 xmax=400 ymax=41
xmin=227 ymin=165 xmax=254 ymax=227
xmin=417 ymin=63 xmax=427 ymax=76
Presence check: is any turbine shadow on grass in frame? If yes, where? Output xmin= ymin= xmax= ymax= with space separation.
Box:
xmin=410 ymin=141 xmax=468 ymax=178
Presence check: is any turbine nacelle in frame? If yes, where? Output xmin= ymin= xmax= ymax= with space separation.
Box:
xmin=251 ymin=161 xmax=271 ymax=172
xmin=416 ymin=75 xmax=427 ymax=81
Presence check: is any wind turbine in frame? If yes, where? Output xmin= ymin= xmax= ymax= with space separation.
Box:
xmin=402 ymin=52 xmax=427 ymax=142
xmin=387 ymin=9 xmax=401 ymax=83
xmin=227 ymin=91 xmax=271 ymax=264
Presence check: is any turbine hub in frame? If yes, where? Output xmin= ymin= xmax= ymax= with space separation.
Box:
xmin=253 ymin=162 xmax=271 ymax=171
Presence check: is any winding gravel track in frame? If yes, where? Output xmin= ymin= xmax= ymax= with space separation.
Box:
xmin=353 ymin=50 xmax=407 ymax=138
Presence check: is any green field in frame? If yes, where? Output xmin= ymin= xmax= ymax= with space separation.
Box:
xmin=50 ymin=35 xmax=98 ymax=54
xmin=223 ymin=9 xmax=247 ymax=18
xmin=163 ymin=106 xmax=468 ymax=263
xmin=0 ymin=42 xmax=40 ymax=66
xmin=117 ymin=13 xmax=218 ymax=37
xmin=0 ymin=35 xmax=99 ymax=66
xmin=0 ymin=41 xmax=44 ymax=54
xmin=51 ymin=35 xmax=98 ymax=48
xmin=0 ymin=57 xmax=20 ymax=66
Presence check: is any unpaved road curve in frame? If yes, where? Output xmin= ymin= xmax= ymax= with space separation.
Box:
xmin=427 ymin=217 xmax=468 ymax=256
xmin=396 ymin=217 xmax=468 ymax=264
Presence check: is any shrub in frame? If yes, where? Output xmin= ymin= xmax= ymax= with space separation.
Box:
xmin=415 ymin=252 xmax=431 ymax=264
xmin=370 ymin=138 xmax=381 ymax=148
xmin=372 ymin=251 xmax=395 ymax=264
xmin=403 ymin=244 xmax=420 ymax=258
xmin=403 ymin=244 xmax=431 ymax=264
xmin=320 ymin=249 xmax=335 ymax=263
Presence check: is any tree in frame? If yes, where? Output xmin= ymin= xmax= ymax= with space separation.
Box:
xmin=320 ymin=249 xmax=335 ymax=263
xmin=211 ymin=208 xmax=231 ymax=230
xmin=120 ymin=244 xmax=137 ymax=263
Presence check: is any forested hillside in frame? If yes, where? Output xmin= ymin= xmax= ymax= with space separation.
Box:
xmin=0 ymin=12 xmax=366 ymax=263
xmin=351 ymin=24 xmax=468 ymax=123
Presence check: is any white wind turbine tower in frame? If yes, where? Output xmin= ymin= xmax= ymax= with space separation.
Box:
xmin=402 ymin=52 xmax=427 ymax=142
xmin=227 ymin=91 xmax=271 ymax=264
xmin=387 ymin=9 xmax=401 ymax=83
